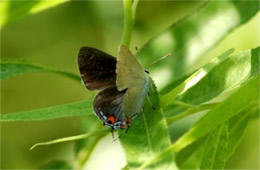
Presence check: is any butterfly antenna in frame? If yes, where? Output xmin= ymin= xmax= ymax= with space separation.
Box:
xmin=148 ymin=53 xmax=172 ymax=67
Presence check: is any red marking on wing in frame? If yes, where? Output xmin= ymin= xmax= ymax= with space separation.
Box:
xmin=107 ymin=115 xmax=115 ymax=124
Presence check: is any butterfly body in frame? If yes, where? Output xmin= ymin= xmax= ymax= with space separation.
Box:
xmin=78 ymin=46 xmax=151 ymax=130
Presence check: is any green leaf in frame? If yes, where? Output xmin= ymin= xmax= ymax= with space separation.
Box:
xmin=175 ymin=137 xmax=207 ymax=169
xmin=175 ymin=106 xmax=258 ymax=170
xmin=119 ymin=81 xmax=177 ymax=170
xmin=137 ymin=0 xmax=259 ymax=89
xmin=172 ymin=76 xmax=259 ymax=152
xmin=0 ymin=0 xmax=69 ymax=28
xmin=0 ymin=100 xmax=93 ymax=122
xmin=178 ymin=47 xmax=259 ymax=105
xmin=30 ymin=129 xmax=108 ymax=150
xmin=200 ymin=122 xmax=229 ymax=169
xmin=161 ymin=48 xmax=234 ymax=108
xmin=164 ymin=47 xmax=259 ymax=119
xmin=0 ymin=59 xmax=81 ymax=82
xmin=175 ymin=98 xmax=259 ymax=170
xmin=139 ymin=76 xmax=259 ymax=169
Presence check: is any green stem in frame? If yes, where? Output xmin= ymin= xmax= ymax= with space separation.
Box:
xmin=172 ymin=100 xmax=196 ymax=108
xmin=132 ymin=0 xmax=139 ymax=20
xmin=122 ymin=0 xmax=139 ymax=47
xmin=166 ymin=103 xmax=219 ymax=125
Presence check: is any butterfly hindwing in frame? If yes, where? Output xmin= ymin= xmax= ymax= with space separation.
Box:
xmin=93 ymin=86 xmax=127 ymax=129
xmin=78 ymin=47 xmax=117 ymax=90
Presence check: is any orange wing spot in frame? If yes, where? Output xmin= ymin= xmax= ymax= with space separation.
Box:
xmin=107 ymin=115 xmax=115 ymax=124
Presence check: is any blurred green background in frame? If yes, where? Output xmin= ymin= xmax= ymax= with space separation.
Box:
xmin=1 ymin=1 xmax=259 ymax=169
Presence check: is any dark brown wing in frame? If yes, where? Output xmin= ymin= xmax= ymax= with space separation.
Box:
xmin=93 ymin=87 xmax=127 ymax=128
xmin=78 ymin=47 xmax=117 ymax=90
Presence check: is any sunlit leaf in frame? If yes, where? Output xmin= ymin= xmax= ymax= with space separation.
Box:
xmin=161 ymin=48 xmax=234 ymax=108
xmin=0 ymin=59 xmax=81 ymax=82
xmin=137 ymin=0 xmax=259 ymax=90
xmin=0 ymin=100 xmax=93 ymax=122
xmin=200 ymin=122 xmax=229 ymax=169
xmin=164 ymin=47 xmax=259 ymax=118
xmin=0 ymin=0 xmax=69 ymax=28
xmin=119 ymin=81 xmax=177 ymax=170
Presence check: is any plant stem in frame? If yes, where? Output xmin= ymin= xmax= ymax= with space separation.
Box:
xmin=166 ymin=103 xmax=219 ymax=125
xmin=122 ymin=0 xmax=139 ymax=47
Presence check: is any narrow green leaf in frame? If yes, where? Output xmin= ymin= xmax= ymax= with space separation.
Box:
xmin=226 ymin=106 xmax=259 ymax=160
xmin=120 ymin=81 xmax=177 ymax=170
xmin=139 ymin=76 xmax=259 ymax=169
xmin=0 ymin=0 xmax=69 ymax=28
xmin=175 ymin=101 xmax=258 ymax=170
xmin=0 ymin=100 xmax=93 ymax=122
xmin=172 ymin=76 xmax=259 ymax=152
xmin=200 ymin=122 xmax=229 ymax=169
xmin=30 ymin=129 xmax=108 ymax=150
xmin=137 ymin=0 xmax=259 ymax=89
xmin=0 ymin=59 xmax=81 ymax=82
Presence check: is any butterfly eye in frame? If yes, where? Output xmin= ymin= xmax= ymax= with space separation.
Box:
xmin=144 ymin=69 xmax=149 ymax=74
xmin=107 ymin=115 xmax=115 ymax=124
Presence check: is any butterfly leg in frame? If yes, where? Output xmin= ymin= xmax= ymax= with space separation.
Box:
xmin=125 ymin=125 xmax=130 ymax=133
xmin=111 ymin=128 xmax=115 ymax=138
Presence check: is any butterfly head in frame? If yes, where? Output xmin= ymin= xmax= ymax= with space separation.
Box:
xmin=144 ymin=69 xmax=149 ymax=74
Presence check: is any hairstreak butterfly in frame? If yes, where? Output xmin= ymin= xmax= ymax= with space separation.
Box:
xmin=78 ymin=45 xmax=152 ymax=132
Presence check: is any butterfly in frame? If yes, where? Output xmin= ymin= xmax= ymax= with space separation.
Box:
xmin=78 ymin=45 xmax=152 ymax=132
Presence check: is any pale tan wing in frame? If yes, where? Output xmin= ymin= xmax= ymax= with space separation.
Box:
xmin=123 ymin=77 xmax=152 ymax=119
xmin=116 ymin=45 xmax=146 ymax=91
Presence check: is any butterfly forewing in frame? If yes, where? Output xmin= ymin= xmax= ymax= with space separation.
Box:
xmin=117 ymin=45 xmax=151 ymax=119
xmin=78 ymin=47 xmax=117 ymax=90
xmin=116 ymin=45 xmax=146 ymax=91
